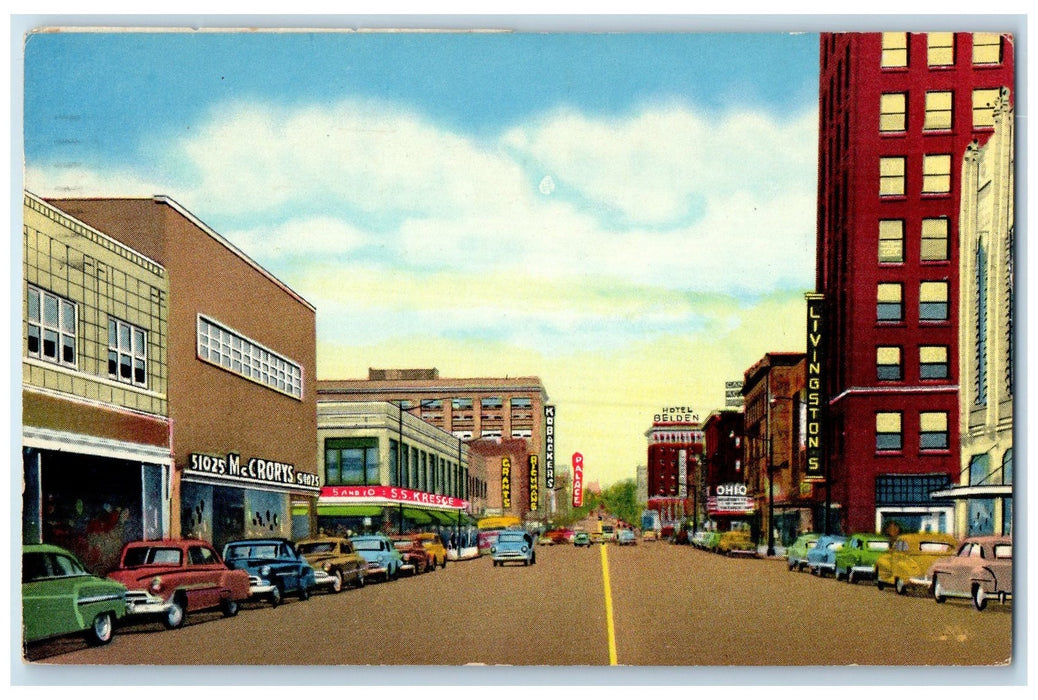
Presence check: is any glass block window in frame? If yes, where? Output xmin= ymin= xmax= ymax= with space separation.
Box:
xmin=922 ymin=154 xmax=952 ymax=193
xmin=927 ymin=32 xmax=955 ymax=66
xmin=108 ymin=318 xmax=148 ymax=387
xmin=924 ymin=91 xmax=953 ymax=130
xmin=877 ymin=283 xmax=903 ymax=322
xmin=920 ymin=218 xmax=950 ymax=261
xmin=880 ymin=157 xmax=906 ymax=196
xmin=972 ymin=33 xmax=1002 ymax=65
xmin=879 ymin=220 xmax=905 ymax=263
xmin=920 ymin=281 xmax=950 ymax=321
xmin=197 ymin=315 xmax=303 ymax=399
xmin=876 ymin=346 xmax=902 ymax=381
xmin=875 ymin=412 xmax=902 ymax=451
xmin=879 ymin=93 xmax=907 ymax=132
xmin=875 ymin=473 xmax=951 ymax=507
xmin=920 ymin=412 xmax=949 ymax=450
xmin=881 ymin=32 xmax=909 ymax=68
xmin=919 ymin=345 xmax=949 ymax=380
xmin=26 ymin=285 xmax=77 ymax=367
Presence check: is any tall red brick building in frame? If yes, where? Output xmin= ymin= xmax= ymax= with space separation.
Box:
xmin=816 ymin=32 xmax=1014 ymax=534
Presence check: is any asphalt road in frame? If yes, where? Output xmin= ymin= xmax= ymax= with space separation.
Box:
xmin=23 ymin=540 xmax=1013 ymax=668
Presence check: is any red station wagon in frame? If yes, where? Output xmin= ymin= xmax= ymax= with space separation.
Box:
xmin=106 ymin=539 xmax=251 ymax=630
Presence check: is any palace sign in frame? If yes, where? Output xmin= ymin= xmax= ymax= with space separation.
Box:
xmin=572 ymin=452 xmax=584 ymax=508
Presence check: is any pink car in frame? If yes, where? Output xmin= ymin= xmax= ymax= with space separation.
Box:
xmin=107 ymin=539 xmax=251 ymax=629
xmin=927 ymin=535 xmax=1013 ymax=611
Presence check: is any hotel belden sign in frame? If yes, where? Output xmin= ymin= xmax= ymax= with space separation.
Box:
xmin=805 ymin=293 xmax=826 ymax=481
xmin=501 ymin=457 xmax=512 ymax=509
xmin=188 ymin=452 xmax=322 ymax=493
xmin=572 ymin=452 xmax=584 ymax=508
xmin=529 ymin=455 xmax=539 ymax=511
xmin=320 ymin=485 xmax=469 ymax=510
xmin=544 ymin=405 xmax=556 ymax=489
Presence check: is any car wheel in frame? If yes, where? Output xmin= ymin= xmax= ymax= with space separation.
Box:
xmin=220 ymin=597 xmax=240 ymax=617
xmin=932 ymin=576 xmax=946 ymax=604
xmin=269 ymin=585 xmax=283 ymax=608
xmin=847 ymin=570 xmax=856 ymax=585
xmin=85 ymin=611 xmax=115 ymax=645
xmin=330 ymin=571 xmax=343 ymax=593
xmin=895 ymin=578 xmax=907 ymax=596
xmin=787 ymin=560 xmax=796 ymax=571
xmin=299 ymin=585 xmax=311 ymax=601
xmin=356 ymin=572 xmax=365 ymax=588
xmin=834 ymin=567 xmax=843 ymax=581
xmin=163 ymin=597 xmax=186 ymax=630
xmin=972 ymin=584 xmax=988 ymax=612
xmin=875 ymin=569 xmax=885 ymax=590
xmin=441 ymin=557 xmax=447 ymax=569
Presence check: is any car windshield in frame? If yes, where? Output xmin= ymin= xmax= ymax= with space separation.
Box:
xmin=23 ymin=552 xmax=88 ymax=582
xmin=353 ymin=539 xmax=383 ymax=551
xmin=919 ymin=541 xmax=954 ymax=554
xmin=866 ymin=541 xmax=890 ymax=551
xmin=499 ymin=533 xmax=527 ymax=543
xmin=806 ymin=542 xmax=818 ymax=549
xmin=297 ymin=542 xmax=335 ymax=554
xmin=392 ymin=541 xmax=413 ymax=550
xmin=993 ymin=544 xmax=1012 ymax=560
xmin=828 ymin=542 xmax=844 ymax=550
xmin=122 ymin=546 xmax=182 ymax=567
xmin=225 ymin=544 xmax=278 ymax=559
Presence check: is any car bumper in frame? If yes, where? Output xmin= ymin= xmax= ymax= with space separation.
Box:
xmin=312 ymin=570 xmax=338 ymax=588
xmin=492 ymin=552 xmax=531 ymax=561
xmin=400 ymin=563 xmax=416 ymax=572
xmin=909 ymin=575 xmax=931 ymax=587
xmin=850 ymin=565 xmax=875 ymax=575
xmin=248 ymin=576 xmax=278 ymax=596
xmin=124 ymin=590 xmax=172 ymax=617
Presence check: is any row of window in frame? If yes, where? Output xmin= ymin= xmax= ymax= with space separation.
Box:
xmin=323 ymin=437 xmax=468 ymax=500
xmin=878 ymin=217 xmax=949 ymax=263
xmin=197 ymin=316 xmax=303 ymax=399
xmin=876 ymin=281 xmax=949 ymax=323
xmin=879 ymin=88 xmax=1003 ymax=133
xmin=876 ymin=345 xmax=949 ymax=381
xmin=875 ymin=411 xmax=949 ymax=451
xmin=879 ymin=154 xmax=953 ymax=196
xmin=880 ymin=32 xmax=1003 ymax=69
xmin=27 ymin=284 xmax=151 ymax=388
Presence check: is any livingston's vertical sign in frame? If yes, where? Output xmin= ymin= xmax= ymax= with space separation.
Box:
xmin=572 ymin=452 xmax=584 ymax=508
xmin=528 ymin=455 xmax=539 ymax=511
xmin=805 ymin=293 xmax=826 ymax=480
xmin=501 ymin=457 xmax=512 ymax=509
xmin=544 ymin=405 xmax=555 ymax=489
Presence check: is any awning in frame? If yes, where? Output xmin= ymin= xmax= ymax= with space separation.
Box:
xmin=402 ymin=507 xmax=433 ymax=524
xmin=317 ymin=505 xmax=383 ymax=518
xmin=431 ymin=510 xmax=460 ymax=525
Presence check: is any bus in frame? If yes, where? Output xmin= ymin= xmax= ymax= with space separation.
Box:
xmin=477 ymin=516 xmax=522 ymax=555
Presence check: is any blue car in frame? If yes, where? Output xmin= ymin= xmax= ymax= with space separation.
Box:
xmin=350 ymin=534 xmax=404 ymax=582
xmin=806 ymin=534 xmax=848 ymax=578
xmin=491 ymin=531 xmax=537 ymax=566
xmin=222 ymin=538 xmax=316 ymax=607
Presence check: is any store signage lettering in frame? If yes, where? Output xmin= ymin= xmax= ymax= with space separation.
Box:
xmin=529 ymin=454 xmax=539 ymax=511
xmin=725 ymin=381 xmax=744 ymax=408
xmin=501 ymin=457 xmax=512 ymax=509
xmin=707 ymin=483 xmax=754 ymax=514
xmin=654 ymin=406 xmax=700 ymax=423
xmin=805 ymin=294 xmax=826 ymax=481
xmin=544 ymin=405 xmax=556 ymax=490
xmin=189 ymin=452 xmax=320 ymax=490
xmin=572 ymin=452 xmax=584 ymax=508
xmin=319 ymin=485 xmax=468 ymax=509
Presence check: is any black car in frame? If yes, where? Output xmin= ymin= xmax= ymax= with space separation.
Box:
xmin=222 ymin=538 xmax=317 ymax=607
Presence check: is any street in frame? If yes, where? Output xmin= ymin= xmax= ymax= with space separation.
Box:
xmin=24 ymin=540 xmax=1012 ymax=669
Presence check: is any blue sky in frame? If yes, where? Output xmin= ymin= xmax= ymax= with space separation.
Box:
xmin=22 ymin=29 xmax=820 ymax=486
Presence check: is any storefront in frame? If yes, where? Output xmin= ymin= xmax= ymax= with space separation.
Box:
xmin=317 ymin=485 xmax=470 ymax=537
xmin=705 ymin=483 xmax=755 ymax=534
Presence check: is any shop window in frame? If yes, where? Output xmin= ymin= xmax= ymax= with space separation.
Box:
xmin=972 ymin=33 xmax=1002 ymax=65
xmin=881 ymin=32 xmax=909 ymax=68
xmin=879 ymin=156 xmax=906 ymax=196
xmin=927 ymin=32 xmax=955 ymax=66
xmin=876 ymin=346 xmax=902 ymax=381
xmin=919 ymin=345 xmax=949 ymax=380
xmin=968 ymin=498 xmax=995 ymax=536
xmin=26 ymin=284 xmax=77 ymax=367
xmin=325 ymin=438 xmax=379 ymax=486
xmin=197 ymin=315 xmax=302 ymax=399
xmin=972 ymin=88 xmax=1001 ymax=129
xmin=878 ymin=220 xmax=905 ymax=263
xmin=923 ymin=91 xmax=953 ymax=130
xmin=922 ymin=154 xmax=952 ymax=194
xmin=879 ymin=92 xmax=907 ymax=132
xmin=877 ymin=283 xmax=903 ymax=322
xmin=919 ymin=412 xmax=949 ymax=450
xmin=108 ymin=318 xmax=148 ymax=387
xmin=920 ymin=218 xmax=950 ymax=261
xmin=875 ymin=412 xmax=903 ymax=452
xmin=920 ymin=281 xmax=949 ymax=321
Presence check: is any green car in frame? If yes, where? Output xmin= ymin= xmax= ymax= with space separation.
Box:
xmin=834 ymin=533 xmax=892 ymax=584
xmin=785 ymin=533 xmax=820 ymax=571
xmin=22 ymin=544 xmax=128 ymax=646
xmin=573 ymin=532 xmax=592 ymax=547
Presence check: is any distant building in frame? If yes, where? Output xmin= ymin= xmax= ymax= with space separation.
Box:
xmin=701 ymin=409 xmax=747 ymax=532
xmin=644 ymin=417 xmax=703 ymax=526
xmin=635 ymin=464 xmax=648 ymax=505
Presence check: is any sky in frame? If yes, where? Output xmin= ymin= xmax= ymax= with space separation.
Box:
xmin=20 ymin=28 xmax=820 ymax=488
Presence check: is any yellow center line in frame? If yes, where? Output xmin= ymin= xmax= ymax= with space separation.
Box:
xmin=600 ymin=543 xmax=618 ymax=666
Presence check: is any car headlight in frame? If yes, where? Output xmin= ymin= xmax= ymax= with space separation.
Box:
xmin=149 ymin=576 xmax=163 ymax=593
xmin=521 ymin=546 xmax=528 ymax=552
xmin=491 ymin=547 xmax=496 ymax=553
xmin=260 ymin=565 xmax=272 ymax=576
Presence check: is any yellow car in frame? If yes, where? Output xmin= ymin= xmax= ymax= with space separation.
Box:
xmin=717 ymin=530 xmax=757 ymax=557
xmin=874 ymin=532 xmax=959 ymax=595
xmin=415 ymin=532 xmax=448 ymax=569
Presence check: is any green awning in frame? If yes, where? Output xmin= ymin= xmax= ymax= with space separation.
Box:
xmin=317 ymin=505 xmax=383 ymax=518
xmin=431 ymin=510 xmax=461 ymax=525
xmin=291 ymin=504 xmax=310 ymax=516
xmin=401 ymin=508 xmax=433 ymax=524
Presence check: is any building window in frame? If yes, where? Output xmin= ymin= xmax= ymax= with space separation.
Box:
xmin=879 ymin=92 xmax=907 ymax=132
xmin=1002 ymin=448 xmax=1013 ymax=485
xmin=968 ymin=453 xmax=991 ymax=486
xmin=880 ymin=157 xmax=906 ymax=196
xmin=108 ymin=318 xmax=148 ymax=387
xmin=923 ymin=91 xmax=953 ymax=130
xmin=920 ymin=218 xmax=950 ymax=261
xmin=881 ymin=32 xmax=909 ymax=68
xmin=875 ymin=473 xmax=951 ymax=507
xmin=919 ymin=345 xmax=950 ymax=380
xmin=968 ymin=499 xmax=995 ymax=536
xmin=922 ymin=154 xmax=952 ymax=193
xmin=877 ymin=283 xmax=903 ymax=322
xmin=972 ymin=33 xmax=1002 ymax=65
xmin=920 ymin=412 xmax=949 ymax=450
xmin=975 ymin=241 xmax=989 ymax=405
xmin=325 ymin=437 xmax=380 ymax=486
xmin=927 ymin=32 xmax=955 ymax=66
xmin=875 ymin=412 xmax=903 ymax=451
xmin=876 ymin=346 xmax=902 ymax=381
xmin=197 ymin=315 xmax=303 ymax=399
xmin=26 ymin=285 xmax=77 ymax=367
xmin=920 ymin=281 xmax=949 ymax=321
xmin=972 ymin=88 xmax=1001 ymax=129
xmin=879 ymin=220 xmax=905 ymax=263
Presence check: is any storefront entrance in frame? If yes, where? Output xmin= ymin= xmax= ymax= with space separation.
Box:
xmin=181 ymin=481 xmax=291 ymax=551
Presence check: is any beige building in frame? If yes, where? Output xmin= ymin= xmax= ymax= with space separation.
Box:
xmin=933 ymin=87 xmax=1014 ymax=538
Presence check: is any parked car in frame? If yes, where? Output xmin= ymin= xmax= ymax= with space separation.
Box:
xmin=296 ymin=536 xmax=367 ymax=593
xmin=696 ymin=531 xmax=722 ymax=553
xmin=351 ymin=534 xmax=404 ymax=582
xmin=491 ymin=530 xmax=537 ymax=566
xmin=875 ymin=532 xmax=959 ymax=595
xmin=22 ymin=544 xmax=128 ymax=646
xmin=833 ymin=533 xmax=891 ymax=583
xmin=107 ymin=539 xmax=249 ymax=629
xmin=573 ymin=532 xmax=592 ymax=548
xmin=546 ymin=528 xmax=574 ymax=545
xmin=927 ymin=535 xmax=1013 ymax=611
xmin=391 ymin=536 xmax=431 ymax=575
xmin=222 ymin=538 xmax=316 ymax=607
xmin=617 ymin=529 xmax=637 ymax=546
xmin=717 ymin=530 xmax=757 ymax=557
xmin=642 ymin=529 xmax=658 ymax=542
xmin=785 ymin=533 xmax=820 ymax=571
xmin=807 ymin=534 xmax=848 ymax=577
xmin=416 ymin=532 xmax=448 ymax=569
